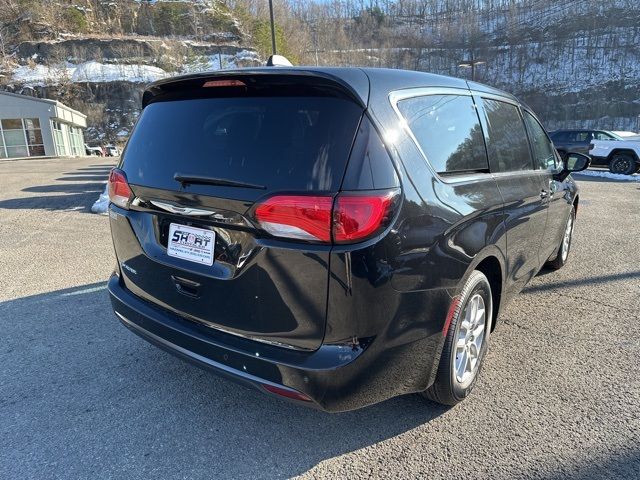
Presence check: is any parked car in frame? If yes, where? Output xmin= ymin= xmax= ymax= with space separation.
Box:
xmin=106 ymin=68 xmax=589 ymax=411
xmin=589 ymin=138 xmax=640 ymax=174
xmin=105 ymin=145 xmax=120 ymax=157
xmin=549 ymin=129 xmax=622 ymax=160
xmin=85 ymin=144 xmax=104 ymax=156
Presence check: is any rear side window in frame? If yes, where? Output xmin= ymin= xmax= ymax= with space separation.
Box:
xmin=481 ymin=99 xmax=532 ymax=172
xmin=572 ymin=131 xmax=592 ymax=142
xmin=122 ymin=96 xmax=363 ymax=193
xmin=523 ymin=112 xmax=556 ymax=170
xmin=397 ymin=94 xmax=488 ymax=174
xmin=594 ymin=131 xmax=615 ymax=140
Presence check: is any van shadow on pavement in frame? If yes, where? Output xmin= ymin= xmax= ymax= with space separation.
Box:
xmin=0 ymin=164 xmax=112 ymax=213
xmin=0 ymin=283 xmax=446 ymax=479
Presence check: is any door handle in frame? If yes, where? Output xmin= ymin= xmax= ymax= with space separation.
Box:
xmin=540 ymin=189 xmax=549 ymax=199
xmin=171 ymin=275 xmax=201 ymax=298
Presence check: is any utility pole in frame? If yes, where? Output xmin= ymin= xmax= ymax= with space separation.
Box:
xmin=268 ymin=0 xmax=277 ymax=55
xmin=459 ymin=53 xmax=485 ymax=81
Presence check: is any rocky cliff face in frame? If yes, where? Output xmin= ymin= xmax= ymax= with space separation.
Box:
xmin=0 ymin=0 xmax=260 ymax=144
xmin=290 ymin=0 xmax=640 ymax=132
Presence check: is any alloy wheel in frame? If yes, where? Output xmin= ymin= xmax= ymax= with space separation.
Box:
xmin=455 ymin=293 xmax=486 ymax=387
xmin=611 ymin=156 xmax=632 ymax=174
xmin=561 ymin=213 xmax=573 ymax=262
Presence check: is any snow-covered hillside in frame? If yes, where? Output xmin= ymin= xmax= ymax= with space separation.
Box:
xmin=290 ymin=0 xmax=640 ymax=131
xmin=0 ymin=0 xmax=261 ymax=144
xmin=11 ymin=49 xmax=260 ymax=86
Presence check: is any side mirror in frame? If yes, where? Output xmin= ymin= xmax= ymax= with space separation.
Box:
xmin=565 ymin=152 xmax=590 ymax=172
xmin=555 ymin=152 xmax=590 ymax=180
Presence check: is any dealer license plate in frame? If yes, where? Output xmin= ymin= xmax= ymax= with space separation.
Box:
xmin=167 ymin=223 xmax=215 ymax=266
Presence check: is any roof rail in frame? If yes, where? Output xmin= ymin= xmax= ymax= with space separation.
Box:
xmin=266 ymin=55 xmax=293 ymax=67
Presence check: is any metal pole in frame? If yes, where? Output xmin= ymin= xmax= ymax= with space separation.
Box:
xmin=268 ymin=0 xmax=277 ymax=55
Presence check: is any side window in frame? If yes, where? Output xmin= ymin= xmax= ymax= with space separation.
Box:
xmin=396 ymin=94 xmax=488 ymax=174
xmin=594 ymin=131 xmax=614 ymax=140
xmin=550 ymin=131 xmax=567 ymax=142
xmin=523 ymin=111 xmax=556 ymax=170
xmin=574 ymin=132 xmax=591 ymax=142
xmin=481 ymin=98 xmax=533 ymax=172
xmin=562 ymin=131 xmax=577 ymax=142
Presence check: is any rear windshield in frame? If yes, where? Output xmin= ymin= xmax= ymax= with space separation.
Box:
xmin=122 ymin=96 xmax=363 ymax=194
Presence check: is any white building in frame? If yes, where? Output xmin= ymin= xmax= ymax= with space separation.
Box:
xmin=0 ymin=91 xmax=87 ymax=158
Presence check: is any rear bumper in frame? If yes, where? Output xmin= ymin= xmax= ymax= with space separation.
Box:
xmin=109 ymin=274 xmax=440 ymax=412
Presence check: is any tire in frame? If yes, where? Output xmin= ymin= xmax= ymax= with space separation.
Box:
xmin=422 ymin=270 xmax=493 ymax=406
xmin=546 ymin=206 xmax=575 ymax=270
xmin=608 ymin=153 xmax=637 ymax=175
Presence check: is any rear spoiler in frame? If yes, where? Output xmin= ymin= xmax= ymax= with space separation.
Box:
xmin=142 ymin=68 xmax=369 ymax=109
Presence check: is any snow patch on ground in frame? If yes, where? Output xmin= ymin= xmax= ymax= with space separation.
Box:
xmin=574 ymin=170 xmax=640 ymax=182
xmin=91 ymin=185 xmax=110 ymax=215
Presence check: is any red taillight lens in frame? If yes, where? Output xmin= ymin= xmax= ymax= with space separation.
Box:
xmin=108 ymin=168 xmax=133 ymax=209
xmin=254 ymin=189 xmax=399 ymax=244
xmin=254 ymin=195 xmax=333 ymax=242
xmin=333 ymin=190 xmax=398 ymax=243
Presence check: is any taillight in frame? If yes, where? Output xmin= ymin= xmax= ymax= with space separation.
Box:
xmin=253 ymin=189 xmax=399 ymax=244
xmin=254 ymin=195 xmax=333 ymax=242
xmin=333 ymin=191 xmax=398 ymax=243
xmin=108 ymin=168 xmax=133 ymax=209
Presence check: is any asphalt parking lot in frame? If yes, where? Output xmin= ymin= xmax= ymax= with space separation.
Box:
xmin=1 ymin=156 xmax=638 ymax=479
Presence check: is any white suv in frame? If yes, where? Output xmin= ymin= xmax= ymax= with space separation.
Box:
xmin=589 ymin=138 xmax=640 ymax=175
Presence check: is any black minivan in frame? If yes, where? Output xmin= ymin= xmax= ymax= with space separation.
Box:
xmin=107 ymin=67 xmax=589 ymax=411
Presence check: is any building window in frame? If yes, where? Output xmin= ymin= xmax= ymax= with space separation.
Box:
xmin=1 ymin=118 xmax=28 ymax=158
xmin=68 ymin=125 xmax=84 ymax=156
xmin=0 ymin=118 xmax=45 ymax=158
xmin=52 ymin=120 xmax=67 ymax=156
xmin=24 ymin=118 xmax=45 ymax=156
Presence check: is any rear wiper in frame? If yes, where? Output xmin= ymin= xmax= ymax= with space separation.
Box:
xmin=174 ymin=173 xmax=266 ymax=190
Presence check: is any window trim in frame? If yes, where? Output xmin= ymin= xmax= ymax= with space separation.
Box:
xmin=521 ymin=107 xmax=562 ymax=174
xmin=521 ymin=109 xmax=558 ymax=172
xmin=388 ymin=87 xmax=491 ymax=182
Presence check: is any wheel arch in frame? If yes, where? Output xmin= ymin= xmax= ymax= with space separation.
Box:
xmin=458 ymin=247 xmax=505 ymax=332
xmin=474 ymin=256 xmax=503 ymax=332
xmin=607 ymin=149 xmax=640 ymax=162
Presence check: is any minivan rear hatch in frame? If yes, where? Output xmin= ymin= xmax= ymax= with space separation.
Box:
xmin=110 ymin=71 xmax=368 ymax=350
